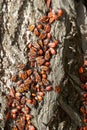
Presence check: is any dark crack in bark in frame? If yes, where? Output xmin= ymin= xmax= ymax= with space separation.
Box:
xmin=11 ymin=0 xmax=29 ymax=49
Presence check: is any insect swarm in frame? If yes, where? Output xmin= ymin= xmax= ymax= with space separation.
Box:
xmin=6 ymin=0 xmax=63 ymax=129
xmin=78 ymin=59 xmax=87 ymax=130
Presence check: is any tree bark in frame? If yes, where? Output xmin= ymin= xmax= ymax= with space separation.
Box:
xmin=0 ymin=0 xmax=87 ymax=130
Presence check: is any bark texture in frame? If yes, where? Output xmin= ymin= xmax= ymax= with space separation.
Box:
xmin=0 ymin=0 xmax=87 ymax=130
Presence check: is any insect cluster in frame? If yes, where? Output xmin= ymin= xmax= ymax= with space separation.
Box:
xmin=6 ymin=0 xmax=62 ymax=130
xmin=78 ymin=59 xmax=87 ymax=130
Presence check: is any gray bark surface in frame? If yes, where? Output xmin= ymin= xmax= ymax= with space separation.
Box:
xmin=0 ymin=0 xmax=87 ymax=130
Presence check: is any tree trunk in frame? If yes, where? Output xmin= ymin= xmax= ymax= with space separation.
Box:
xmin=0 ymin=0 xmax=87 ymax=130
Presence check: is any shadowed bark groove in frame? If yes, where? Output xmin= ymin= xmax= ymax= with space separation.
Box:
xmin=11 ymin=0 xmax=29 ymax=47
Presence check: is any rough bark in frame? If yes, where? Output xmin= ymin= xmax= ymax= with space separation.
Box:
xmin=0 ymin=0 xmax=87 ymax=130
